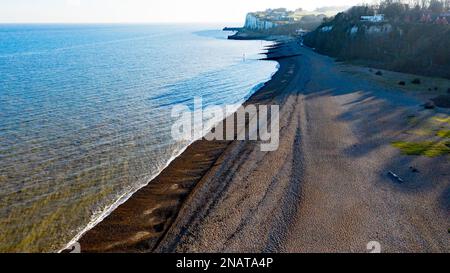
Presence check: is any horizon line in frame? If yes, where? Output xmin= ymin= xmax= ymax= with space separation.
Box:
xmin=0 ymin=21 xmax=244 ymax=25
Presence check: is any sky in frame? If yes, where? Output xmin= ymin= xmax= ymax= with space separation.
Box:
xmin=0 ymin=0 xmax=364 ymax=24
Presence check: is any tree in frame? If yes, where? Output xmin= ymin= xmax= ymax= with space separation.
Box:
xmin=429 ymin=0 xmax=444 ymax=12
xmin=347 ymin=5 xmax=375 ymax=20
xmin=379 ymin=1 xmax=409 ymax=19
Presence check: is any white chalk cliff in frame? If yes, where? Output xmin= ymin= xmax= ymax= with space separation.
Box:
xmin=244 ymin=14 xmax=278 ymax=31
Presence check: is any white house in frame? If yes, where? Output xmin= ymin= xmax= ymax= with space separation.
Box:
xmin=361 ymin=14 xmax=385 ymax=23
xmin=320 ymin=26 xmax=333 ymax=32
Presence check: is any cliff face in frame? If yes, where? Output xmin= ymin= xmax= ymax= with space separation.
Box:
xmin=305 ymin=19 xmax=450 ymax=79
xmin=244 ymin=14 xmax=278 ymax=31
xmin=228 ymin=8 xmax=334 ymax=39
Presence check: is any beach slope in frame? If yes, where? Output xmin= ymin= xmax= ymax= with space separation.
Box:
xmin=156 ymin=43 xmax=449 ymax=253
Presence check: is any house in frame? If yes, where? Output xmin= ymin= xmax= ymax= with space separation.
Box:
xmin=435 ymin=16 xmax=449 ymax=25
xmin=320 ymin=26 xmax=333 ymax=32
xmin=295 ymin=29 xmax=307 ymax=36
xmin=420 ymin=13 xmax=432 ymax=23
xmin=361 ymin=14 xmax=385 ymax=23
xmin=419 ymin=13 xmax=449 ymax=24
xmin=263 ymin=8 xmax=293 ymax=22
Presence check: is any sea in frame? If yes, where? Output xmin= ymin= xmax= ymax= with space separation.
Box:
xmin=0 ymin=24 xmax=278 ymax=252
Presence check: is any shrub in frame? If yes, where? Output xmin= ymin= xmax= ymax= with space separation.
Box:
xmin=412 ymin=78 xmax=421 ymax=84
xmin=424 ymin=101 xmax=436 ymax=109
xmin=392 ymin=141 xmax=450 ymax=157
xmin=432 ymin=95 xmax=450 ymax=108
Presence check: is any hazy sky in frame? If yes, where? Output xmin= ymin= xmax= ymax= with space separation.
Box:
xmin=0 ymin=0 xmax=363 ymax=23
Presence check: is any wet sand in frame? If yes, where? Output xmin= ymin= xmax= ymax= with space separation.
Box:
xmin=80 ymin=40 xmax=449 ymax=253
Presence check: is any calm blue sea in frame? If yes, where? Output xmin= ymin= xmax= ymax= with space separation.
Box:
xmin=0 ymin=24 xmax=277 ymax=252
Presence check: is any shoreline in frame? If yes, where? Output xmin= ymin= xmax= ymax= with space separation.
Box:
xmin=60 ymin=41 xmax=280 ymax=253
xmin=76 ymin=37 xmax=295 ymax=253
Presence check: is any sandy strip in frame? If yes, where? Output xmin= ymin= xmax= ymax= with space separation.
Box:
xmin=80 ymin=40 xmax=449 ymax=253
xmin=156 ymin=44 xmax=449 ymax=253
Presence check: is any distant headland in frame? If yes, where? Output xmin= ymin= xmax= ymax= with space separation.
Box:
xmin=225 ymin=6 xmax=348 ymax=40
